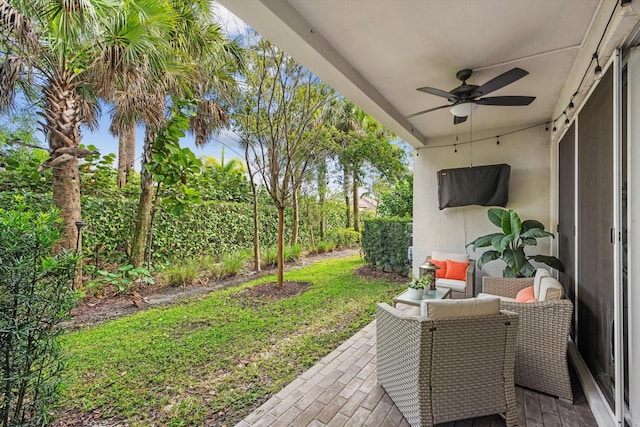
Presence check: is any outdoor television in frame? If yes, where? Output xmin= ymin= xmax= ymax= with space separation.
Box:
xmin=437 ymin=163 xmax=510 ymax=210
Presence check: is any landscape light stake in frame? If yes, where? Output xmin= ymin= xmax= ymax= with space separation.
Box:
xmin=73 ymin=221 xmax=86 ymax=290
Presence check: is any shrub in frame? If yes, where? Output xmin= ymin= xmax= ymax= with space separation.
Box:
xmin=261 ymin=245 xmax=302 ymax=267
xmin=285 ymin=244 xmax=302 ymax=262
xmin=309 ymin=241 xmax=328 ymax=255
xmin=261 ymin=246 xmax=278 ymax=268
xmin=361 ymin=218 xmax=412 ymax=276
xmin=201 ymin=251 xmax=250 ymax=280
xmin=88 ymin=265 xmax=154 ymax=294
xmin=0 ymin=208 xmax=77 ymax=425
xmin=162 ymin=259 xmax=200 ymax=287
xmin=326 ymin=227 xmax=361 ymax=249
xmin=219 ymin=252 xmax=249 ymax=278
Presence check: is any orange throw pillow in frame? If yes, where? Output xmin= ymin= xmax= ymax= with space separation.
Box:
xmin=430 ymin=259 xmax=447 ymax=278
xmin=445 ymin=260 xmax=468 ymax=281
xmin=515 ymin=286 xmax=538 ymax=303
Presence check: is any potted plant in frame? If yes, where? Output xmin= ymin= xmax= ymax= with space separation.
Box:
xmin=467 ymin=208 xmax=564 ymax=277
xmin=406 ymin=275 xmax=432 ymax=299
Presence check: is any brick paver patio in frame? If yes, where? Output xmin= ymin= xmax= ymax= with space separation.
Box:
xmin=236 ymin=319 xmax=598 ymax=427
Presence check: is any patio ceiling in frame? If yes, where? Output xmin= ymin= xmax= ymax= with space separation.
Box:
xmin=220 ymin=0 xmax=637 ymax=148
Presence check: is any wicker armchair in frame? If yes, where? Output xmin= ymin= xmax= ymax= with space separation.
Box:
xmin=424 ymin=255 xmax=476 ymax=299
xmin=376 ymin=303 xmax=519 ymax=427
xmin=482 ymin=276 xmax=574 ymax=402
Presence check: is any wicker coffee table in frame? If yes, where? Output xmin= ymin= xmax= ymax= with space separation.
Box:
xmin=392 ymin=287 xmax=452 ymax=307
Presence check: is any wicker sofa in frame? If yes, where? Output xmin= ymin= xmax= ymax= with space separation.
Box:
xmin=481 ymin=275 xmax=574 ymax=402
xmin=376 ymin=301 xmax=519 ymax=427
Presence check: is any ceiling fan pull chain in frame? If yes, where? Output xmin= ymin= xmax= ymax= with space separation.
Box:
xmin=469 ymin=111 xmax=473 ymax=167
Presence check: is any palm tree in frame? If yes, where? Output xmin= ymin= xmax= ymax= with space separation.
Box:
xmin=0 ymin=0 xmax=171 ymax=254
xmin=320 ymin=96 xmax=405 ymax=232
xmin=127 ymin=0 xmax=242 ymax=267
xmin=202 ymin=147 xmax=247 ymax=176
xmin=319 ymin=97 xmax=363 ymax=229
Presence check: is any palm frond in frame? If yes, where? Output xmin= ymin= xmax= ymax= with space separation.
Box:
xmin=0 ymin=0 xmax=37 ymax=48
xmin=189 ymin=99 xmax=229 ymax=146
xmin=0 ymin=55 xmax=22 ymax=109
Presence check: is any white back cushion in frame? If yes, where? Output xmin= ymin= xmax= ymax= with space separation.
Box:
xmin=424 ymin=297 xmax=500 ymax=319
xmin=431 ymin=251 xmax=469 ymax=263
xmin=533 ymin=268 xmax=551 ymax=299
xmin=539 ymin=277 xmax=564 ymax=301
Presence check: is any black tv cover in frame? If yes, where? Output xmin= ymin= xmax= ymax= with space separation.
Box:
xmin=437 ymin=164 xmax=510 ymax=210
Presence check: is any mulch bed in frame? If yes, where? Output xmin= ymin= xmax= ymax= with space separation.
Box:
xmin=353 ymin=265 xmax=409 ymax=284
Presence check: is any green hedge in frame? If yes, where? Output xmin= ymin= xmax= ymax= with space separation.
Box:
xmin=1 ymin=191 xmax=349 ymax=267
xmin=361 ymin=218 xmax=412 ymax=276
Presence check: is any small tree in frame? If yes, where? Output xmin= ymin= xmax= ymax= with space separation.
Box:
xmin=0 ymin=208 xmax=77 ymax=426
xmin=235 ymin=34 xmax=330 ymax=286
xmin=378 ymin=175 xmax=413 ymax=218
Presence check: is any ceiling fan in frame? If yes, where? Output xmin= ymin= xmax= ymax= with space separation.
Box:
xmin=407 ymin=67 xmax=535 ymax=124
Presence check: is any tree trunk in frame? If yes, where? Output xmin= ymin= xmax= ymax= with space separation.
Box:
xmin=277 ymin=205 xmax=285 ymax=287
xmin=318 ymin=160 xmax=327 ymax=240
xmin=44 ymin=73 xmax=83 ymax=251
xmin=352 ymin=168 xmax=360 ymax=232
xmin=252 ymin=186 xmax=261 ymax=272
xmin=146 ymin=182 xmax=162 ymax=269
xmin=130 ymin=130 xmax=155 ymax=267
xmin=246 ymin=146 xmax=261 ymax=272
xmin=305 ymin=197 xmax=315 ymax=247
xmin=116 ymin=129 xmax=128 ymax=188
xmin=290 ymin=186 xmax=299 ymax=246
xmin=343 ymin=165 xmax=351 ymax=228
xmin=126 ymin=125 xmax=136 ymax=181
xmin=43 ymin=71 xmax=83 ymax=282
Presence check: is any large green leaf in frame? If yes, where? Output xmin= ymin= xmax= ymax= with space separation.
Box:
xmin=467 ymin=233 xmax=503 ymax=250
xmin=520 ymin=261 xmax=537 ymax=277
xmin=508 ymin=210 xmax=522 ymax=237
xmin=530 ymin=255 xmax=565 ymax=272
xmin=488 ymin=208 xmax=508 ymax=228
xmin=521 ymin=228 xmax=554 ymax=240
xmin=478 ymin=250 xmax=500 ymax=270
xmin=501 ymin=211 xmax=512 ymax=235
xmin=502 ymin=248 xmax=526 ymax=274
xmin=523 ymin=238 xmax=538 ymax=246
xmin=503 ymin=265 xmax=519 ymax=278
xmin=493 ymin=233 xmax=515 ymax=253
xmin=522 ymin=219 xmax=545 ymax=231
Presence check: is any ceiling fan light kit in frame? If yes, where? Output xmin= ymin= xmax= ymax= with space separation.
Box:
xmin=450 ymin=102 xmax=477 ymax=117
xmin=411 ymin=67 xmax=536 ymax=125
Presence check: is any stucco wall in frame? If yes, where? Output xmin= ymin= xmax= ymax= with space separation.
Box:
xmin=412 ymin=125 xmax=552 ymax=287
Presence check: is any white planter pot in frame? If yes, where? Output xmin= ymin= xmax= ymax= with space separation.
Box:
xmin=406 ymin=287 xmax=424 ymax=300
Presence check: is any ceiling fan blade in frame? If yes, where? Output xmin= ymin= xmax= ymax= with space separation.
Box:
xmin=476 ymin=96 xmax=535 ymax=106
xmin=406 ymin=104 xmax=450 ymax=118
xmin=417 ymin=86 xmax=456 ymax=100
xmin=454 ymin=115 xmax=467 ymax=125
xmin=470 ymin=68 xmax=529 ymax=97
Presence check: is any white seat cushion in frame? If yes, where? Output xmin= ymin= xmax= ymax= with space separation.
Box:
xmin=432 ymin=251 xmax=469 ymax=263
xmin=533 ymin=268 xmax=551 ymax=299
xmin=424 ymin=297 xmax=501 ymax=319
xmin=539 ymin=277 xmax=564 ymax=301
xmin=435 ymin=278 xmax=467 ymax=293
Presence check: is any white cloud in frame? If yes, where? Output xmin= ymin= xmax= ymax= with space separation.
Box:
xmin=213 ymin=3 xmax=249 ymax=37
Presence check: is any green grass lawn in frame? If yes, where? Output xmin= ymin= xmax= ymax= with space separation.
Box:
xmin=57 ymin=255 xmax=404 ymax=426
